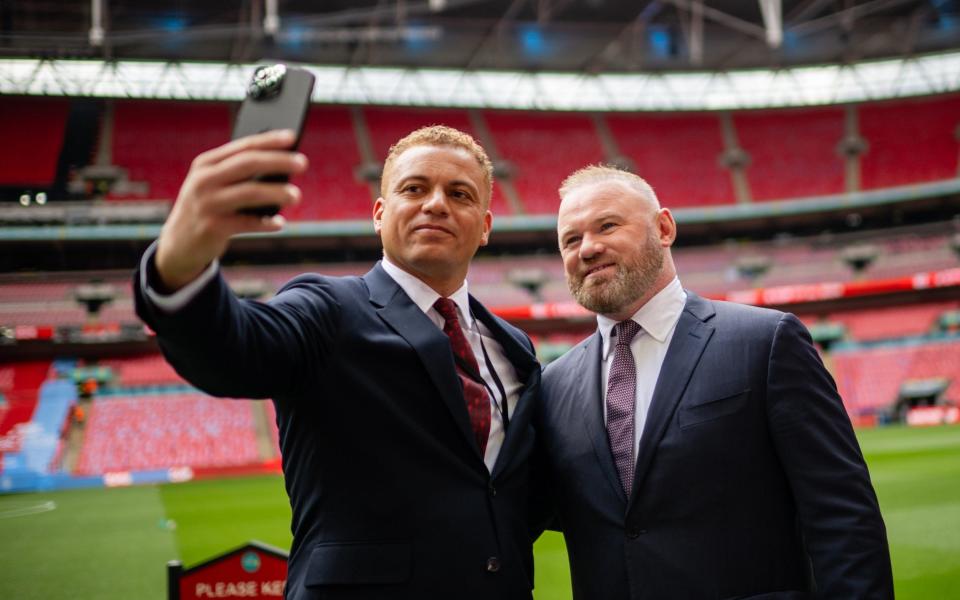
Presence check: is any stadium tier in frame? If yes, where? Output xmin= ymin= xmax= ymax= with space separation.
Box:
xmin=604 ymin=112 xmax=733 ymax=207
xmin=0 ymin=361 xmax=51 ymax=462
xmin=0 ymin=97 xmax=70 ymax=187
xmin=11 ymin=93 xmax=953 ymax=216
xmin=484 ymin=111 xmax=606 ymax=214
xmin=800 ymin=301 xmax=960 ymax=342
xmin=733 ymin=107 xmax=846 ymax=201
xmin=832 ymin=338 xmax=960 ymax=416
xmin=111 ymin=100 xmax=232 ymax=202
xmin=98 ymin=354 xmax=185 ymax=387
xmin=859 ymin=94 xmax=960 ymax=190
xmin=284 ymin=106 xmax=372 ymax=221
xmin=74 ymin=392 xmax=260 ymax=475
xmin=1 ymin=224 xmax=957 ymax=329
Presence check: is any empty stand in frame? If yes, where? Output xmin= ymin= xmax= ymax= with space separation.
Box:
xmin=284 ymin=106 xmax=373 ymax=221
xmin=485 ymin=111 xmax=605 ymax=214
xmin=0 ymin=97 xmax=70 ymax=186
xmin=99 ymin=354 xmax=185 ymax=387
xmin=111 ymin=100 xmax=231 ymax=200
xmin=0 ymin=361 xmax=51 ymax=460
xmin=734 ymin=107 xmax=845 ymax=201
xmin=832 ymin=339 xmax=960 ymax=414
xmin=75 ymin=393 xmax=260 ymax=474
xmin=859 ymin=94 xmax=960 ymax=190
xmin=823 ymin=302 xmax=960 ymax=342
xmin=605 ymin=113 xmax=733 ymax=207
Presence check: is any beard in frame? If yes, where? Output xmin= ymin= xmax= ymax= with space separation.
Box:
xmin=567 ymin=236 xmax=664 ymax=315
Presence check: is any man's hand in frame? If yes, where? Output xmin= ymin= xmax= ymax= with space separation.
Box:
xmin=155 ymin=129 xmax=309 ymax=292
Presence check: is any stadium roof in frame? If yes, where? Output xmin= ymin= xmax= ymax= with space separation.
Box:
xmin=3 ymin=1 xmax=960 ymax=72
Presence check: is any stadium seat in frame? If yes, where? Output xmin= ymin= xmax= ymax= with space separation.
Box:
xmin=605 ymin=112 xmax=734 ymax=207
xmin=111 ymin=100 xmax=232 ymax=201
xmin=0 ymin=97 xmax=70 ymax=186
xmin=859 ymin=94 xmax=960 ymax=190
xmin=75 ymin=392 xmax=260 ymax=474
xmin=734 ymin=107 xmax=846 ymax=201
xmin=484 ymin=110 xmax=605 ymax=214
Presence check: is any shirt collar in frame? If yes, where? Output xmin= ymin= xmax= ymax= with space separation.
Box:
xmin=380 ymin=256 xmax=473 ymax=326
xmin=597 ymin=277 xmax=687 ymax=359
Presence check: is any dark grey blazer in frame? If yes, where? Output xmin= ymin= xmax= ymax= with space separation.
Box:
xmin=538 ymin=292 xmax=893 ymax=600
xmin=135 ymin=257 xmax=541 ymax=600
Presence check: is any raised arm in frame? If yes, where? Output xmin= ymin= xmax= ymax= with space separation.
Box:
xmin=155 ymin=129 xmax=307 ymax=291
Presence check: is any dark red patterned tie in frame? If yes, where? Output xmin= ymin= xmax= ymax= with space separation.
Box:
xmin=434 ymin=297 xmax=490 ymax=456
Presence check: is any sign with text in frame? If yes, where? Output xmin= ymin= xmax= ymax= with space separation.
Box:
xmin=168 ymin=541 xmax=287 ymax=600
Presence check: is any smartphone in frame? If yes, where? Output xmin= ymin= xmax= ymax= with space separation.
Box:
xmin=232 ymin=64 xmax=315 ymax=217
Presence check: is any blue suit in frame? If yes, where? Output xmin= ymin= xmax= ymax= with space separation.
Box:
xmin=537 ymin=292 xmax=892 ymax=599
xmin=135 ymin=259 xmax=541 ymax=600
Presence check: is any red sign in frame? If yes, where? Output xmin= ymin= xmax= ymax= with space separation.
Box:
xmin=168 ymin=541 xmax=287 ymax=600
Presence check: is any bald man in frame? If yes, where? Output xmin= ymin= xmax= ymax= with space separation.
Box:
xmin=134 ymin=126 xmax=541 ymax=600
xmin=535 ymin=165 xmax=892 ymax=599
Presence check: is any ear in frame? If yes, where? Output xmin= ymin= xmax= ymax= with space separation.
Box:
xmin=373 ymin=198 xmax=385 ymax=235
xmin=479 ymin=210 xmax=492 ymax=246
xmin=657 ymin=208 xmax=677 ymax=247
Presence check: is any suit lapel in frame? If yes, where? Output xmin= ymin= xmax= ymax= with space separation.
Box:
xmin=469 ymin=297 xmax=539 ymax=478
xmin=364 ymin=264 xmax=479 ymax=459
xmin=577 ymin=331 xmax=628 ymax=504
xmin=628 ymin=293 xmax=715 ymax=512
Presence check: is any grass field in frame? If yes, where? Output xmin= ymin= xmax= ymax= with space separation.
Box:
xmin=2 ymin=424 xmax=959 ymax=599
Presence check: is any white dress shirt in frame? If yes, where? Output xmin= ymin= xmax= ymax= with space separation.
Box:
xmin=140 ymin=244 xmax=521 ymax=472
xmin=381 ymin=258 xmax=522 ymax=472
xmin=597 ymin=277 xmax=686 ymax=458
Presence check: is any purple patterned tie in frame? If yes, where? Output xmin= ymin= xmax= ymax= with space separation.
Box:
xmin=606 ymin=320 xmax=641 ymax=496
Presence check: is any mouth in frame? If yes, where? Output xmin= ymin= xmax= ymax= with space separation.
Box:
xmin=413 ymin=224 xmax=454 ymax=236
xmin=583 ymin=263 xmax=616 ymax=279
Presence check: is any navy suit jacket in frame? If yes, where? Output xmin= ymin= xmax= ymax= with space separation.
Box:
xmin=135 ymin=258 xmax=541 ymax=600
xmin=537 ymin=292 xmax=892 ymax=599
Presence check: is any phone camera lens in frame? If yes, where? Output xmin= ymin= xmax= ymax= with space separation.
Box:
xmin=248 ymin=64 xmax=287 ymax=99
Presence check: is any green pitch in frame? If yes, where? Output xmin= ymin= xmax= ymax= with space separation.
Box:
xmin=1 ymin=425 xmax=959 ymax=599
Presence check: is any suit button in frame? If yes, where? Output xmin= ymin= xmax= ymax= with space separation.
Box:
xmin=627 ymin=528 xmax=647 ymax=539
xmin=488 ymin=484 xmax=497 ymax=497
xmin=486 ymin=557 xmax=501 ymax=573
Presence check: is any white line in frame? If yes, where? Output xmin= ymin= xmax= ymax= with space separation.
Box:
xmin=0 ymin=500 xmax=57 ymax=519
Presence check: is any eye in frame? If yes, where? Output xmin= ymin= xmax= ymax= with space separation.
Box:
xmin=450 ymin=189 xmax=474 ymax=202
xmin=600 ymin=222 xmax=617 ymax=231
xmin=402 ymin=184 xmax=423 ymax=194
xmin=562 ymin=235 xmax=581 ymax=249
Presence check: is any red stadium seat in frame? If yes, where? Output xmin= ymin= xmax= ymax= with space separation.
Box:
xmin=0 ymin=97 xmax=69 ymax=186
xmin=111 ymin=100 xmax=232 ymax=201
xmin=483 ymin=111 xmax=604 ymax=214
xmin=75 ymin=393 xmax=261 ymax=474
xmin=734 ymin=107 xmax=846 ymax=201
xmin=605 ymin=112 xmax=734 ymax=207
xmin=860 ymin=94 xmax=960 ymax=190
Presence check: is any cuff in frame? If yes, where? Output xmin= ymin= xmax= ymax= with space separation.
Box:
xmin=139 ymin=240 xmax=219 ymax=313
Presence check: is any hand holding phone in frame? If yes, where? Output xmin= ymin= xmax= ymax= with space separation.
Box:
xmin=232 ymin=64 xmax=315 ymax=217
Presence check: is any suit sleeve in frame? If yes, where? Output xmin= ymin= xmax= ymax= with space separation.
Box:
xmin=133 ymin=247 xmax=341 ymax=400
xmin=765 ymin=313 xmax=894 ymax=598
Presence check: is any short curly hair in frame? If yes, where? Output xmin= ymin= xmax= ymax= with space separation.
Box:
xmin=381 ymin=125 xmax=494 ymax=204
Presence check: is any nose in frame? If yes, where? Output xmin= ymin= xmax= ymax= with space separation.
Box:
xmin=421 ymin=186 xmax=449 ymax=215
xmin=579 ymin=233 xmax=603 ymax=261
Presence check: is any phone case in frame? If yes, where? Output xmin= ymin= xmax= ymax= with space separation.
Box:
xmin=232 ymin=64 xmax=316 ymax=217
